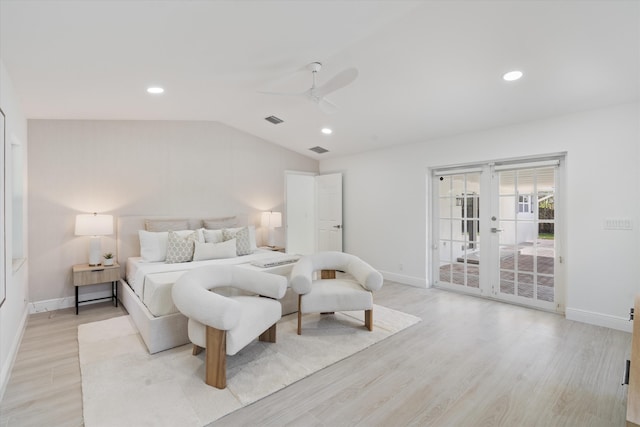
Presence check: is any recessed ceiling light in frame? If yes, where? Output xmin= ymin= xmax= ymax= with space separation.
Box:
xmin=502 ymin=71 xmax=523 ymax=82
xmin=147 ymin=87 xmax=164 ymax=94
xmin=321 ymin=128 xmax=333 ymax=135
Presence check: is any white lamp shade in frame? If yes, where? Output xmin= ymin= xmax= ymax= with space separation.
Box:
xmin=75 ymin=214 xmax=114 ymax=236
xmin=261 ymin=211 xmax=282 ymax=228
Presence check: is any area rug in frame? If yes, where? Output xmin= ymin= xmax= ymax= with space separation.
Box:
xmin=78 ymin=305 xmax=420 ymax=427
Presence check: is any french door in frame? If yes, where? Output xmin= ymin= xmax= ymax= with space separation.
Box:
xmin=432 ymin=158 xmax=563 ymax=312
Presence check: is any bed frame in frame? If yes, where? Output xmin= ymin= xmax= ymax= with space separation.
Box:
xmin=116 ymin=216 xmax=209 ymax=353
xmin=116 ymin=215 xmax=297 ymax=354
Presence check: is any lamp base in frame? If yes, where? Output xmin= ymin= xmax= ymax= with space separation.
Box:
xmin=88 ymin=236 xmax=102 ymax=266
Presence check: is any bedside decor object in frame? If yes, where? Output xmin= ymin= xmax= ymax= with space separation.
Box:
xmin=103 ymin=252 xmax=114 ymax=266
xmin=261 ymin=211 xmax=282 ymax=247
xmin=75 ymin=213 xmax=114 ymax=266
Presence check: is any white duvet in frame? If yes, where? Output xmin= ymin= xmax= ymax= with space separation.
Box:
xmin=126 ymin=250 xmax=297 ymax=317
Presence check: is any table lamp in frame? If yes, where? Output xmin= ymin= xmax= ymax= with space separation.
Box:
xmin=261 ymin=211 xmax=282 ymax=247
xmin=75 ymin=213 xmax=114 ymax=266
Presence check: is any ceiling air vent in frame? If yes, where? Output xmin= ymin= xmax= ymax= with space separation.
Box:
xmin=309 ymin=146 xmax=329 ymax=154
xmin=265 ymin=115 xmax=284 ymax=125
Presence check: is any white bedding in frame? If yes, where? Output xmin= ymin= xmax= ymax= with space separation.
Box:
xmin=126 ymin=250 xmax=300 ymax=317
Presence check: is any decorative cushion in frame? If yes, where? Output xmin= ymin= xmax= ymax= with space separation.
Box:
xmin=224 ymin=226 xmax=257 ymax=250
xmin=192 ymin=239 xmax=237 ymax=261
xmin=202 ymin=216 xmax=237 ymax=230
xmin=202 ymin=228 xmax=224 ymax=244
xmin=165 ymin=231 xmax=198 ymax=263
xmin=144 ymin=219 xmax=189 ymax=232
xmin=222 ymin=227 xmax=252 ymax=256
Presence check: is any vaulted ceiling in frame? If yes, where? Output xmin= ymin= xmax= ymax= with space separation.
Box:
xmin=1 ymin=1 xmax=638 ymax=159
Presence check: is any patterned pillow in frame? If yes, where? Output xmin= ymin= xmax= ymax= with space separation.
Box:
xmin=165 ymin=231 xmax=198 ymax=263
xmin=222 ymin=227 xmax=252 ymax=256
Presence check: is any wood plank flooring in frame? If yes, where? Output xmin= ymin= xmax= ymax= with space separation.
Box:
xmin=0 ymin=284 xmax=632 ymax=427
xmin=0 ymin=302 xmax=126 ymax=427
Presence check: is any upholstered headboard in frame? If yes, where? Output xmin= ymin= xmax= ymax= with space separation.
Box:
xmin=116 ymin=215 xmax=249 ymax=276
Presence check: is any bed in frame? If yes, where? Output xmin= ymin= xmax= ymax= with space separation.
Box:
xmin=116 ymin=215 xmax=299 ymax=354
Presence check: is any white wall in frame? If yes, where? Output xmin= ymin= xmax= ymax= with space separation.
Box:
xmin=27 ymin=120 xmax=318 ymax=306
xmin=0 ymin=60 xmax=29 ymax=400
xmin=320 ymin=102 xmax=640 ymax=331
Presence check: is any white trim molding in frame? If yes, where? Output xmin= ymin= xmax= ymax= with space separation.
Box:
xmin=566 ymin=307 xmax=632 ymax=333
xmin=380 ymin=271 xmax=427 ymax=288
xmin=0 ymin=305 xmax=29 ymax=402
xmin=29 ymin=290 xmax=114 ymax=314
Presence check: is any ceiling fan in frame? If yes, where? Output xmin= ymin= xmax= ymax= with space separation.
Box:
xmin=261 ymin=62 xmax=359 ymax=114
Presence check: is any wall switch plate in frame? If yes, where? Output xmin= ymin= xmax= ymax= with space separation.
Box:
xmin=604 ymin=218 xmax=632 ymax=230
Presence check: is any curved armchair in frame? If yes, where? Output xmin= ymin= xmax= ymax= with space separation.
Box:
xmin=290 ymin=251 xmax=383 ymax=335
xmin=172 ymin=265 xmax=287 ymax=388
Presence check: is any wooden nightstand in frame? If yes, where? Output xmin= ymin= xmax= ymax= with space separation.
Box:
xmin=259 ymin=246 xmax=285 ymax=253
xmin=72 ymin=263 xmax=120 ymax=315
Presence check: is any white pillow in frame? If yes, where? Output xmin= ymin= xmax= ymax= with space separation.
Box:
xmin=138 ymin=229 xmax=199 ymax=262
xmin=202 ymin=228 xmax=224 ymax=244
xmin=193 ymin=239 xmax=237 ymax=261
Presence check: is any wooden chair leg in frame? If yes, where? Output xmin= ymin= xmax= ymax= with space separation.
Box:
xmin=259 ymin=323 xmax=277 ymax=343
xmin=365 ymin=309 xmax=373 ymax=331
xmin=297 ymin=295 xmax=302 ymax=335
xmin=320 ymin=269 xmax=336 ymax=279
xmin=192 ymin=344 xmax=204 ymax=355
xmin=205 ymin=326 xmax=226 ymax=389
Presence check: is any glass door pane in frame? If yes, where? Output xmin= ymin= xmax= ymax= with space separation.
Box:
xmin=436 ymin=172 xmax=481 ymax=291
xmin=495 ymin=166 xmax=556 ymax=307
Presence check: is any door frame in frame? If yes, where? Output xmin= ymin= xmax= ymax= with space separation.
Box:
xmin=428 ymin=153 xmax=566 ymax=313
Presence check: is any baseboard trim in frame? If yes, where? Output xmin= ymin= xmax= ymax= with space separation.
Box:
xmin=566 ymin=307 xmax=632 ymax=333
xmin=0 ymin=304 xmax=29 ymax=402
xmin=29 ymin=290 xmax=114 ymax=314
xmin=380 ymin=271 xmax=427 ymax=288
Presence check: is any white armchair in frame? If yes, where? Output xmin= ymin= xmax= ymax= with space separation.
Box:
xmin=172 ymin=265 xmax=287 ymax=389
xmin=290 ymin=251 xmax=384 ymax=335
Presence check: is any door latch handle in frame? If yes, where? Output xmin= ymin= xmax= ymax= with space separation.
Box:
xmin=491 ymin=227 xmax=503 ymax=233
xmin=333 ymin=225 xmax=342 ymax=229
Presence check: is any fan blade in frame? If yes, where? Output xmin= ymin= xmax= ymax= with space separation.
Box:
xmin=318 ymin=97 xmax=339 ymax=114
xmin=314 ymin=68 xmax=358 ymax=98
xmin=258 ymin=90 xmax=306 ymax=97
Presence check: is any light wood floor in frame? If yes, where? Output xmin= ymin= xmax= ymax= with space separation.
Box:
xmin=0 ymin=284 xmax=632 ymax=426
xmin=0 ymin=302 xmax=126 ymax=427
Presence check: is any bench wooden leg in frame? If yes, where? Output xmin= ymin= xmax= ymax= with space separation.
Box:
xmin=259 ymin=323 xmax=277 ymax=343
xmin=365 ymin=309 xmax=373 ymax=331
xmin=192 ymin=344 xmax=204 ymax=356
xmin=205 ymin=326 xmax=226 ymax=389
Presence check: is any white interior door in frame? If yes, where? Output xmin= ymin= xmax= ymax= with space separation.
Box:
xmin=285 ymin=172 xmax=316 ymax=255
xmin=316 ymin=173 xmax=343 ymax=252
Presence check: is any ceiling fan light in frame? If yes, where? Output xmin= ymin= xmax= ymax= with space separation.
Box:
xmin=502 ymin=71 xmax=523 ymax=81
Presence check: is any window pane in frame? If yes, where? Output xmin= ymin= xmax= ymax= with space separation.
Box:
xmin=500 ymin=171 xmax=515 ymax=195
xmin=452 ymin=175 xmax=464 ymax=195
xmin=467 ymin=173 xmax=481 ymax=194
xmin=517 ymin=169 xmax=535 ymax=194
xmin=439 ymin=198 xmax=452 ymax=218
xmin=537 ymin=167 xmax=555 ymax=192
xmin=438 ymin=175 xmax=452 ymax=195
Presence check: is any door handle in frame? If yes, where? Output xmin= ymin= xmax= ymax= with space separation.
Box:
xmin=491 ymin=227 xmax=503 ymax=233
xmin=333 ymin=225 xmax=342 ymax=229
